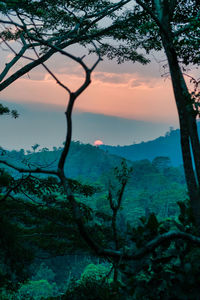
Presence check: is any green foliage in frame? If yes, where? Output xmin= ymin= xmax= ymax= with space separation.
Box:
xmin=0 ymin=103 xmax=19 ymax=118
xmin=0 ymin=162 xmax=101 ymax=293
xmin=79 ymin=263 xmax=111 ymax=283
xmin=0 ymin=169 xmax=13 ymax=190
xmin=98 ymin=43 xmax=149 ymax=65
xmin=1 ymin=1 xmax=200 ymax=299
xmin=177 ymin=200 xmax=196 ymax=233
xmin=152 ymin=156 xmax=171 ymax=172
xmin=31 ymin=263 xmax=56 ymax=283
xmin=0 ymin=146 xmax=194 ymax=300
xmin=17 ymin=279 xmax=54 ymax=299
xmin=0 ymin=103 xmax=9 ymax=115
xmin=0 ymin=210 xmax=34 ymax=288
xmin=0 ymin=147 xmax=198 ymax=300
xmin=107 ymin=0 xmax=200 ymax=66
xmin=130 ymin=213 xmax=161 ymax=248
xmin=120 ymin=201 xmax=200 ymax=299
xmin=62 ymin=263 xmax=124 ymax=300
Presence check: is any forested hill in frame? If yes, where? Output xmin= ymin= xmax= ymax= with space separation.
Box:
xmin=1 ymin=141 xmax=124 ymax=181
xmin=1 ymin=140 xmax=185 ymax=187
xmin=1 ymin=140 xmax=186 ymax=220
xmin=101 ymin=123 xmax=200 ymax=166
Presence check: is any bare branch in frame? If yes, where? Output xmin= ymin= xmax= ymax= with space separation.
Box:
xmin=0 ymin=43 xmax=27 ymax=82
xmin=49 ymin=193 xmax=200 ymax=261
xmin=86 ymin=0 xmax=132 ymax=19
xmin=84 ymin=0 xmax=132 ymax=31
xmin=0 ymin=159 xmax=58 ymax=176
xmin=89 ymin=40 xmax=103 ymax=72
xmin=101 ymin=230 xmax=200 ymax=260
xmin=0 ymin=7 xmax=135 ymax=91
xmin=0 ymin=47 xmax=55 ymax=91
xmin=0 ymin=18 xmax=24 ymax=29
xmin=32 ymin=47 xmax=72 ymax=94
xmin=57 ymin=46 xmax=102 ymax=174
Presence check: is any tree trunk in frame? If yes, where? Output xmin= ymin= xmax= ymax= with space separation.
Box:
xmin=187 ymin=114 xmax=200 ymax=186
xmin=160 ymin=32 xmax=200 ymax=228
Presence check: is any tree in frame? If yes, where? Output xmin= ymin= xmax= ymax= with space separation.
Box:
xmin=31 ymin=144 xmax=40 ymax=153
xmin=0 ymin=0 xmax=136 ymax=278
xmin=98 ymin=0 xmax=200 ymax=227
xmin=134 ymin=0 xmax=200 ymax=228
xmin=0 ymin=0 xmax=149 ymax=259
xmin=0 ymin=164 xmax=100 ymax=291
xmin=0 ymin=0 xmax=137 ymax=91
xmin=0 ymin=103 xmax=19 ymax=118
xmin=152 ymin=156 xmax=171 ymax=172
xmin=2 ymin=2 xmax=200 ymax=297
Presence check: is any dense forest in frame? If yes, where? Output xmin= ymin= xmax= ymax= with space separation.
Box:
xmin=0 ymin=139 xmax=195 ymax=300
xmin=0 ymin=0 xmax=200 ymax=299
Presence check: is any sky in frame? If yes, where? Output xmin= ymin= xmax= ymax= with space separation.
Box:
xmin=1 ymin=1 xmax=199 ymax=151
xmin=0 ymin=44 xmax=183 ymax=150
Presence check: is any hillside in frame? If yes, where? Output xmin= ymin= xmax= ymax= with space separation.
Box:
xmin=1 ymin=140 xmax=187 ymax=220
xmin=0 ymin=141 xmax=125 ymax=181
xmin=101 ymin=124 xmax=200 ymax=165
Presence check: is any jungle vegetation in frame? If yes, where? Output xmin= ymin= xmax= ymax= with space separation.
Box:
xmin=0 ymin=1 xmax=200 ymax=299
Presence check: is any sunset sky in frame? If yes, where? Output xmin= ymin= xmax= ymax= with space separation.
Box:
xmin=0 ymin=45 xmax=188 ymax=150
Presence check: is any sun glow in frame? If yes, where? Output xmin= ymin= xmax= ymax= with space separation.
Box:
xmin=94 ymin=140 xmax=103 ymax=146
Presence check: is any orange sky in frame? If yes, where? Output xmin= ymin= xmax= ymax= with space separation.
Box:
xmin=1 ymin=51 xmax=183 ymax=149
xmin=1 ymin=59 xmax=179 ymax=125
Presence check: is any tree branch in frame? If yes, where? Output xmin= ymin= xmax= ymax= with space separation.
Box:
xmin=136 ymin=0 xmax=169 ymax=36
xmin=32 ymin=47 xmax=72 ymax=94
xmin=0 ymin=42 xmax=28 ymax=82
xmin=84 ymin=0 xmax=132 ymax=31
xmin=100 ymin=230 xmax=200 ymax=260
xmin=0 ymin=159 xmax=58 ymax=176
xmin=0 ymin=2 xmax=135 ymax=92
xmin=57 ymin=45 xmax=102 ymax=175
xmin=0 ymin=47 xmax=56 ymax=91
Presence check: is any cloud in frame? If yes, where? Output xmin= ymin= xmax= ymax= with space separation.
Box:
xmin=128 ymin=77 xmax=161 ymax=89
xmin=1 ymin=67 xmax=178 ymax=124
xmin=129 ymin=79 xmax=143 ymax=88
xmin=93 ymin=70 xmax=163 ymax=89
xmin=1 ymin=46 xmax=178 ymax=126
xmin=94 ymin=72 xmax=128 ymax=84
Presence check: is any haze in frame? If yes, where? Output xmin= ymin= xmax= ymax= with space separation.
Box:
xmin=0 ymin=48 xmax=182 ymax=150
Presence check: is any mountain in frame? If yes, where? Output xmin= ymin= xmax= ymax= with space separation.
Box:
xmin=0 ymin=139 xmax=187 ymax=222
xmin=101 ymin=123 xmax=200 ymax=166
xmin=0 ymin=141 xmax=125 ymax=181
xmin=0 ymin=140 xmax=185 ymax=190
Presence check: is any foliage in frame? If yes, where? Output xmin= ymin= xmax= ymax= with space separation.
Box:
xmin=0 ymin=146 xmax=198 ymax=299
xmin=79 ymin=263 xmax=111 ymax=283
xmin=1 ymin=1 xmax=200 ymax=298
xmin=45 ymin=200 xmax=200 ymax=300
xmin=61 ymin=263 xmax=124 ymax=300
xmin=0 ymin=0 xmax=149 ymax=94
xmin=120 ymin=201 xmax=200 ymax=299
xmin=0 ymin=162 xmax=102 ymax=294
xmin=101 ymin=0 xmax=200 ymax=66
xmin=17 ymin=279 xmax=54 ymax=300
xmin=31 ymin=263 xmax=56 ymax=283
xmin=0 ymin=104 xmax=19 ymax=118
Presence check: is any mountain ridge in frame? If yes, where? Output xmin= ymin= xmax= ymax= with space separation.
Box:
xmin=100 ymin=123 xmax=200 ymax=166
